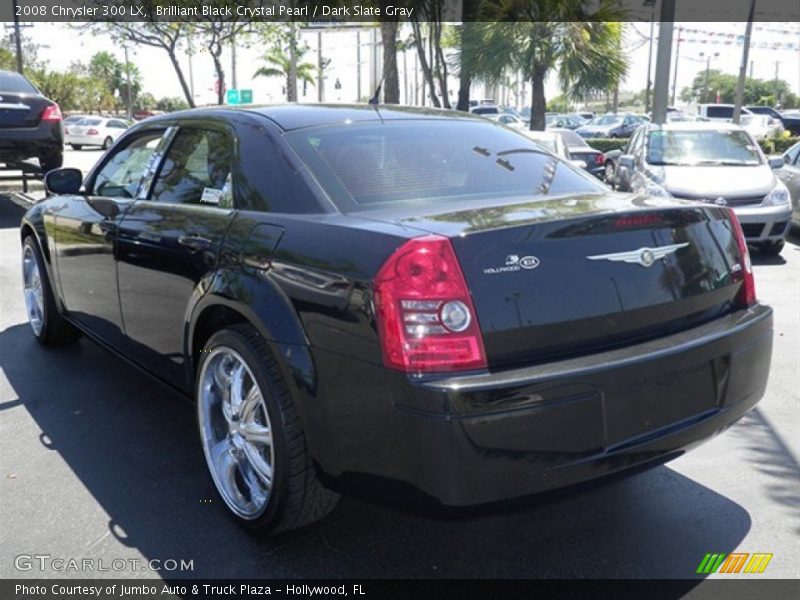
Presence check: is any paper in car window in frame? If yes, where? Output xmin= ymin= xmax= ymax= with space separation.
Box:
xmin=201 ymin=187 xmax=222 ymax=205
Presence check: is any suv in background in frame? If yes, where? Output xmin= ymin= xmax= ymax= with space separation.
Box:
xmin=746 ymin=105 xmax=800 ymax=136
xmin=697 ymin=103 xmax=753 ymax=122
xmin=0 ymin=69 xmax=63 ymax=172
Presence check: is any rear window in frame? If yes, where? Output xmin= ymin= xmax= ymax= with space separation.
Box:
xmin=77 ymin=119 xmax=102 ymax=126
xmin=285 ymin=120 xmax=603 ymax=211
xmin=0 ymin=71 xmax=37 ymax=94
xmin=472 ymin=107 xmax=500 ymax=115
xmin=706 ymin=106 xmax=733 ymax=119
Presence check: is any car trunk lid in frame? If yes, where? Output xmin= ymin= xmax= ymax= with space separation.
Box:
xmin=365 ymin=192 xmax=745 ymax=368
xmin=0 ymin=92 xmax=49 ymax=128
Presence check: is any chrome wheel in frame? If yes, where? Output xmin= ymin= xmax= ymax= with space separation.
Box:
xmin=22 ymin=244 xmax=44 ymax=337
xmin=198 ymin=347 xmax=274 ymax=519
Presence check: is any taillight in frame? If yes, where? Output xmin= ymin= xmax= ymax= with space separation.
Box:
xmin=86 ymin=128 xmax=98 ymax=135
xmin=594 ymin=153 xmax=605 ymax=165
xmin=41 ymin=104 xmax=62 ymax=122
xmin=728 ymin=210 xmax=756 ymax=307
xmin=374 ymin=235 xmax=487 ymax=374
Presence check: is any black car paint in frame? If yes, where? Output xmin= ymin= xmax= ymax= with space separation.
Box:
xmin=21 ymin=105 xmax=773 ymax=508
xmin=0 ymin=70 xmax=63 ymax=168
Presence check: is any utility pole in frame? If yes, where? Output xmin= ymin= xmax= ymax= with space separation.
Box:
xmin=317 ymin=30 xmax=324 ymax=102
xmin=701 ymin=52 xmax=719 ymax=104
xmin=288 ymin=22 xmax=298 ymax=102
xmin=644 ymin=4 xmax=656 ymax=113
xmin=8 ymin=0 xmax=32 ymax=74
xmin=774 ymin=60 xmax=780 ymax=106
xmin=732 ymin=0 xmax=756 ymax=123
xmin=670 ymin=26 xmax=682 ymax=107
xmin=356 ymin=30 xmax=362 ymax=102
xmin=187 ymin=37 xmax=195 ymax=104
xmin=123 ymin=43 xmax=133 ymax=120
xmin=652 ymin=0 xmax=676 ymax=124
xmin=231 ymin=35 xmax=237 ymax=90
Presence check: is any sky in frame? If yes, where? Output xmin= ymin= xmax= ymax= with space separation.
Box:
xmin=16 ymin=21 xmax=800 ymax=110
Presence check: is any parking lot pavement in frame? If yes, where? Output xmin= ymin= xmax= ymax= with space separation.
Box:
xmin=0 ymin=148 xmax=105 ymax=199
xmin=0 ymin=193 xmax=798 ymax=582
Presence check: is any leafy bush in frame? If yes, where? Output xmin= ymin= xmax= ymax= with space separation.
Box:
xmin=584 ymin=138 xmax=628 ymax=153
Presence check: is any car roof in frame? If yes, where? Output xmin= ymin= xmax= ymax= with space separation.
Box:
xmin=645 ymin=121 xmax=745 ymax=131
xmin=145 ymin=104 xmax=484 ymax=131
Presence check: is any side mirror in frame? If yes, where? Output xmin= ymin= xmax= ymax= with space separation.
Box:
xmin=768 ymin=156 xmax=785 ymax=170
xmin=44 ymin=168 xmax=82 ymax=195
xmin=569 ymin=159 xmax=587 ymax=169
xmin=619 ymin=154 xmax=636 ymax=169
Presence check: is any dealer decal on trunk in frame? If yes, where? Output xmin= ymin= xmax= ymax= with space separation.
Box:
xmin=483 ymin=254 xmax=541 ymax=275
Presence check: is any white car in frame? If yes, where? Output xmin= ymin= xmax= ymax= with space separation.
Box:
xmin=697 ymin=104 xmax=753 ymax=122
xmin=487 ymin=113 xmax=526 ymax=130
xmin=740 ymin=114 xmax=784 ymax=141
xmin=64 ymin=116 xmax=130 ymax=150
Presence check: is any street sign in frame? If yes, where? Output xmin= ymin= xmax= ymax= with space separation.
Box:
xmin=226 ymin=89 xmax=240 ymax=105
xmin=240 ymin=89 xmax=253 ymax=104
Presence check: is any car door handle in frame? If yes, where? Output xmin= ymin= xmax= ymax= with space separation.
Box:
xmin=178 ymin=234 xmax=212 ymax=253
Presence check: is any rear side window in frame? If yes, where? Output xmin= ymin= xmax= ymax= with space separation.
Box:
xmin=286 ymin=120 xmax=603 ymax=211
xmin=0 ymin=71 xmax=37 ymax=94
xmin=150 ymin=128 xmax=234 ymax=207
xmin=706 ymin=106 xmax=733 ymax=119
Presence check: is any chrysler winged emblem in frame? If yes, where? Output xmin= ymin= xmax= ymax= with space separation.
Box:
xmin=586 ymin=242 xmax=689 ymax=268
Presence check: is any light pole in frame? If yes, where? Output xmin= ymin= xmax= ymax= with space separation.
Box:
xmin=643 ymin=0 xmax=656 ymax=114
xmin=652 ymin=0 xmax=676 ymax=124
xmin=700 ymin=51 xmax=720 ymax=104
xmin=123 ymin=43 xmax=133 ymax=121
xmin=670 ymin=26 xmax=683 ymax=107
xmin=733 ymin=0 xmax=756 ymax=124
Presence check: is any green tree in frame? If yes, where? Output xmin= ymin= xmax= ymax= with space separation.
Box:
xmin=474 ymin=1 xmax=629 ymax=130
xmin=681 ymin=69 xmax=799 ymax=107
xmin=155 ymin=97 xmax=190 ymax=112
xmin=253 ymin=40 xmax=315 ymax=102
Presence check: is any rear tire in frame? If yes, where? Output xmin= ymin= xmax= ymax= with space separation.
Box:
xmin=38 ymin=150 xmax=63 ymax=173
xmin=196 ymin=325 xmax=339 ymax=533
xmin=70 ymin=145 xmax=82 ymax=151
xmin=604 ymin=160 xmax=616 ymax=188
xmin=21 ymin=236 xmax=81 ymax=346
xmin=102 ymin=137 xmax=113 ymax=150
xmin=759 ymin=240 xmax=784 ymax=256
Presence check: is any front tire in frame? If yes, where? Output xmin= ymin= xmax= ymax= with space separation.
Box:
xmin=22 ymin=236 xmax=81 ymax=346
xmin=758 ymin=240 xmax=784 ymax=256
xmin=70 ymin=145 xmax=83 ymax=151
xmin=196 ymin=325 xmax=339 ymax=533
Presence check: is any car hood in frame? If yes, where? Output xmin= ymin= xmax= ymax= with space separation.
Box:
xmin=654 ymin=164 xmax=777 ymax=197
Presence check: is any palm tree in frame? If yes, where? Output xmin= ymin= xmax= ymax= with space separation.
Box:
xmin=474 ymin=1 xmax=629 ymax=130
xmin=254 ymin=44 xmax=315 ymax=102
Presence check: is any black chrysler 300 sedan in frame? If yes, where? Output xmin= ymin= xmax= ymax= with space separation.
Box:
xmin=20 ymin=105 xmax=773 ymax=533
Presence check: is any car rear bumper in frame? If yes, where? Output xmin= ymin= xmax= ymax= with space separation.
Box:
xmin=65 ymin=134 xmax=104 ymax=146
xmin=310 ymin=304 xmax=772 ymax=506
xmin=0 ymin=122 xmax=62 ymax=162
xmin=734 ymin=203 xmax=792 ymax=242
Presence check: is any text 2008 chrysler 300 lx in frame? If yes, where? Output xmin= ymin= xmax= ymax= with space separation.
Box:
xmin=20 ymin=105 xmax=772 ymax=533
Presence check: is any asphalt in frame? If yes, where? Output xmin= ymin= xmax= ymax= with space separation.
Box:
xmin=0 ymin=163 xmax=798 ymax=582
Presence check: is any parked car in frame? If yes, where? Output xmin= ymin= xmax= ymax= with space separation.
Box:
xmin=488 ymin=113 xmax=526 ymax=130
xmin=21 ymin=105 xmax=772 ymax=533
xmin=697 ymin=104 xmax=753 ymax=122
xmin=550 ymin=127 xmax=607 ymax=180
xmin=469 ymin=104 xmax=501 ymax=116
xmin=614 ymin=122 xmax=792 ymax=255
xmin=62 ymin=114 xmax=90 ymax=127
xmin=524 ymin=130 xmax=593 ymax=173
xmin=545 ymin=114 xmax=586 ymax=130
xmin=576 ymin=113 xmax=642 ymax=138
xmin=65 ymin=116 xmax=131 ymax=150
xmin=747 ymin=105 xmax=800 ymax=136
xmin=0 ymin=69 xmax=63 ymax=172
xmin=775 ymin=141 xmax=800 ymax=228
xmin=739 ymin=114 xmax=784 ymax=141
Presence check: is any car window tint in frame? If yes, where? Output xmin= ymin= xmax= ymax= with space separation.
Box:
xmin=78 ymin=118 xmax=102 ymax=126
xmin=0 ymin=71 xmax=37 ymax=93
xmin=286 ymin=121 xmax=603 ymax=211
xmin=150 ymin=128 xmax=233 ymax=207
xmin=93 ymin=131 xmax=164 ymax=198
xmin=707 ymin=106 xmax=732 ymax=119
